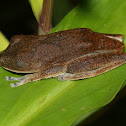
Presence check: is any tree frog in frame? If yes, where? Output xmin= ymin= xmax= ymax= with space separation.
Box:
xmin=0 ymin=28 xmax=125 ymax=88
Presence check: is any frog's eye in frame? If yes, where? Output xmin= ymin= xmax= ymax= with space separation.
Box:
xmin=10 ymin=35 xmax=26 ymax=47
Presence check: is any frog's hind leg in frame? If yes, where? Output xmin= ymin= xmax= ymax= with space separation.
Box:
xmin=57 ymin=62 xmax=124 ymax=81
xmin=57 ymin=53 xmax=126 ymax=81
xmin=6 ymin=65 xmax=66 ymax=88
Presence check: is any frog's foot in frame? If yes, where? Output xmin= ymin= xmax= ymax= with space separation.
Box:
xmin=5 ymin=74 xmax=43 ymax=88
xmin=57 ymin=72 xmax=90 ymax=81
xmin=5 ymin=75 xmax=29 ymax=88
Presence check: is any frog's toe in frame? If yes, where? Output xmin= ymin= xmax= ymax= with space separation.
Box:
xmin=5 ymin=76 xmax=16 ymax=81
xmin=10 ymin=83 xmax=17 ymax=88
xmin=5 ymin=76 xmax=18 ymax=81
xmin=57 ymin=75 xmax=64 ymax=81
xmin=5 ymin=75 xmax=26 ymax=81
xmin=5 ymin=76 xmax=12 ymax=81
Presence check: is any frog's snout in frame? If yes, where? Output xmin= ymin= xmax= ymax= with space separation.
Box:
xmin=0 ymin=53 xmax=6 ymax=67
xmin=0 ymin=55 xmax=3 ymax=66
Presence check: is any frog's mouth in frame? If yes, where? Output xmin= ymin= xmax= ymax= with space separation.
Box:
xmin=1 ymin=66 xmax=35 ymax=74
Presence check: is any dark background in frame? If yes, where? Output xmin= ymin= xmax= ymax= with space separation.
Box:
xmin=0 ymin=0 xmax=126 ymax=125
xmin=0 ymin=0 xmax=79 ymax=39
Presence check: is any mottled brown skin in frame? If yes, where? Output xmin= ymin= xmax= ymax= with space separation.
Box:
xmin=0 ymin=28 xmax=125 ymax=87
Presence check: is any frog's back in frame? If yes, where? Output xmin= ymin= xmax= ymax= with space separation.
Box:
xmin=0 ymin=29 xmax=93 ymax=73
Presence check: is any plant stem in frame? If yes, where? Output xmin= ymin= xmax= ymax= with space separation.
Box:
xmin=39 ymin=0 xmax=54 ymax=35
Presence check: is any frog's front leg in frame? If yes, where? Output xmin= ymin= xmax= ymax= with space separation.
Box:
xmin=57 ymin=53 xmax=126 ymax=81
xmin=6 ymin=65 xmax=65 ymax=87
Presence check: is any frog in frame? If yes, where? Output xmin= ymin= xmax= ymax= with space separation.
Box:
xmin=0 ymin=28 xmax=125 ymax=88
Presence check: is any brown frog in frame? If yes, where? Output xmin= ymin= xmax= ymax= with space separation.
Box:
xmin=0 ymin=28 xmax=125 ymax=88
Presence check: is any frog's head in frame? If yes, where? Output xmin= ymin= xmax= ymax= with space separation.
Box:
xmin=0 ymin=50 xmax=27 ymax=73
xmin=0 ymin=35 xmax=26 ymax=67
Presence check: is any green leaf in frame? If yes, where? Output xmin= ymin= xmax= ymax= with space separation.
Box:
xmin=0 ymin=32 xmax=9 ymax=52
xmin=28 ymin=0 xmax=43 ymax=22
xmin=0 ymin=0 xmax=126 ymax=126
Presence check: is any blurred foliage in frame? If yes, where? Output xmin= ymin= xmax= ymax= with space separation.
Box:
xmin=29 ymin=0 xmax=43 ymax=22
xmin=0 ymin=32 xmax=9 ymax=52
